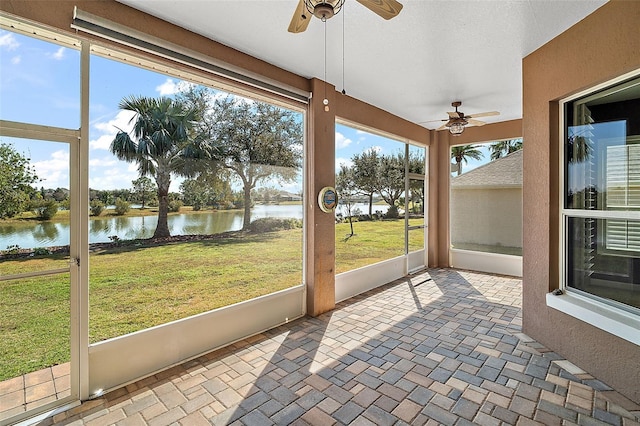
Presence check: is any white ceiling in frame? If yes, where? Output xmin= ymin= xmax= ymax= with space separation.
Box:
xmin=116 ymin=0 xmax=607 ymax=129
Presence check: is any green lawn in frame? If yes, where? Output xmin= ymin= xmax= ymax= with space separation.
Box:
xmin=0 ymin=217 xmax=425 ymax=381
xmin=336 ymin=218 xmax=424 ymax=273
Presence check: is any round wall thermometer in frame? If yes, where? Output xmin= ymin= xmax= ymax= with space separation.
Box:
xmin=318 ymin=186 xmax=337 ymax=213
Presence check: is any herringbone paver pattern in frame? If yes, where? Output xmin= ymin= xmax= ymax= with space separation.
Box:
xmin=33 ymin=269 xmax=640 ymax=425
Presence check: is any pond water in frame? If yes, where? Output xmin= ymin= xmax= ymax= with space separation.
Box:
xmin=0 ymin=203 xmax=388 ymax=249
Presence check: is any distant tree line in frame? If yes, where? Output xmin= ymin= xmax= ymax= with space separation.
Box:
xmin=0 ymin=142 xmax=68 ymax=220
xmin=336 ymin=149 xmax=425 ymax=236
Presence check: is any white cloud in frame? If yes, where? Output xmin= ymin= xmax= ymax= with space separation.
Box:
xmin=89 ymin=157 xmax=118 ymax=167
xmin=48 ymin=47 xmax=65 ymax=60
xmin=0 ymin=32 xmax=19 ymax=51
xmin=10 ymin=55 xmax=20 ymax=65
xmin=89 ymin=169 xmax=137 ymax=191
xmin=155 ymin=78 xmax=195 ymax=96
xmin=32 ymin=150 xmax=69 ymax=188
xmin=90 ymin=110 xmax=136 ymax=150
xmin=335 ymin=131 xmax=352 ymax=149
xmin=90 ymin=134 xmax=117 ymax=151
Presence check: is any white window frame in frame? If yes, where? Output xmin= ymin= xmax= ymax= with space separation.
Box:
xmin=551 ymin=69 xmax=640 ymax=346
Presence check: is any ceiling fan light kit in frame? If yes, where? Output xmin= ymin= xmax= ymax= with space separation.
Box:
xmin=449 ymin=122 xmax=465 ymax=136
xmin=424 ymin=101 xmax=500 ymax=136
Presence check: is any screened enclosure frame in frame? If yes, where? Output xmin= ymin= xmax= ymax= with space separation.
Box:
xmin=0 ymin=12 xmax=309 ymax=424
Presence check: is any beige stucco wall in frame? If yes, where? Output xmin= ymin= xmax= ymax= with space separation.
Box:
xmin=450 ymin=187 xmax=522 ymax=250
xmin=523 ymin=0 xmax=640 ymax=401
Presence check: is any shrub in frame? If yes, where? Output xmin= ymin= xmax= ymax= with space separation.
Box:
xmin=32 ymin=199 xmax=58 ymax=220
xmin=90 ymin=199 xmax=105 ymax=216
xmin=168 ymin=200 xmax=183 ymax=212
xmin=384 ymin=205 xmax=400 ymax=219
xmin=33 ymin=247 xmax=52 ymax=256
xmin=4 ymin=245 xmax=21 ymax=255
xmin=114 ymin=198 xmax=130 ymax=216
xmin=248 ymin=217 xmax=302 ymax=233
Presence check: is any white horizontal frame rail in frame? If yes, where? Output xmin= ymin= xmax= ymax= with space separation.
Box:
xmin=88 ymin=285 xmax=305 ymax=396
xmin=450 ymin=248 xmax=522 ymax=277
xmin=564 ymin=208 xmax=640 ymax=220
xmin=335 ymin=256 xmax=407 ymax=303
xmin=0 ymin=120 xmax=79 ymax=143
xmin=0 ymin=268 xmax=70 ymax=282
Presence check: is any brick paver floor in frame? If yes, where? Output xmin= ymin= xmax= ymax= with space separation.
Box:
xmin=19 ymin=269 xmax=640 ymax=425
xmin=0 ymin=361 xmax=71 ymax=421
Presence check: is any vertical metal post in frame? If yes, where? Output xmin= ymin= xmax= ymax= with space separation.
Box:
xmin=77 ymin=40 xmax=91 ymax=401
xmin=404 ymin=143 xmax=410 ymax=274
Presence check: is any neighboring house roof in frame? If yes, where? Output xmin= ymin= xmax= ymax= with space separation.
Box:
xmin=451 ymin=149 xmax=523 ymax=189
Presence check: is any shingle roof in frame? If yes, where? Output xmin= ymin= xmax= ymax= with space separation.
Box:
xmin=451 ymin=149 xmax=522 ymax=188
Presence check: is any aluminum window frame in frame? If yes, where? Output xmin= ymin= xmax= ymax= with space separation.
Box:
xmin=554 ymin=68 xmax=640 ymax=346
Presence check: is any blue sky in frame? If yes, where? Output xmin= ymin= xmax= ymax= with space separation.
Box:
xmin=1 ymin=29 xmax=490 ymax=193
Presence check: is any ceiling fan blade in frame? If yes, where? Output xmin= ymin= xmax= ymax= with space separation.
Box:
xmin=288 ymin=0 xmax=311 ymax=33
xmin=447 ymin=111 xmax=461 ymax=119
xmin=356 ymin=0 xmax=404 ymax=20
xmin=467 ymin=119 xmax=487 ymax=127
xmin=466 ymin=111 xmax=499 ymax=119
xmin=419 ymin=118 xmax=448 ymax=124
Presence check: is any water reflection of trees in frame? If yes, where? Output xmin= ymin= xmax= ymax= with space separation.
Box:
xmin=90 ymin=219 xmax=112 ymax=235
xmin=32 ymin=222 xmax=62 ymax=246
xmin=182 ymin=211 xmax=242 ymax=235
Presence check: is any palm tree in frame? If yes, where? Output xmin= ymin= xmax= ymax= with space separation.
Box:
xmin=110 ymin=95 xmax=207 ymax=238
xmin=451 ymin=145 xmax=484 ymax=176
xmin=489 ymin=139 xmax=523 ymax=160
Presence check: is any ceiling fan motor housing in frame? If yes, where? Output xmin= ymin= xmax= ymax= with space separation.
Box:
xmin=314 ymin=4 xmax=335 ymax=19
xmin=304 ymin=0 xmax=345 ymax=20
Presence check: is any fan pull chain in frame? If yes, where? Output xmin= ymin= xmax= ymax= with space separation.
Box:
xmin=342 ymin=2 xmax=346 ymax=95
xmin=323 ymin=17 xmax=329 ymax=112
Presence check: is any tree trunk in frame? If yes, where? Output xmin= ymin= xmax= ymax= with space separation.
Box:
xmin=153 ymin=173 xmax=171 ymax=238
xmin=242 ymin=185 xmax=252 ymax=230
xmin=347 ymin=203 xmax=354 ymax=236
xmin=153 ymin=190 xmax=170 ymax=238
xmin=368 ymin=193 xmax=373 ymax=217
